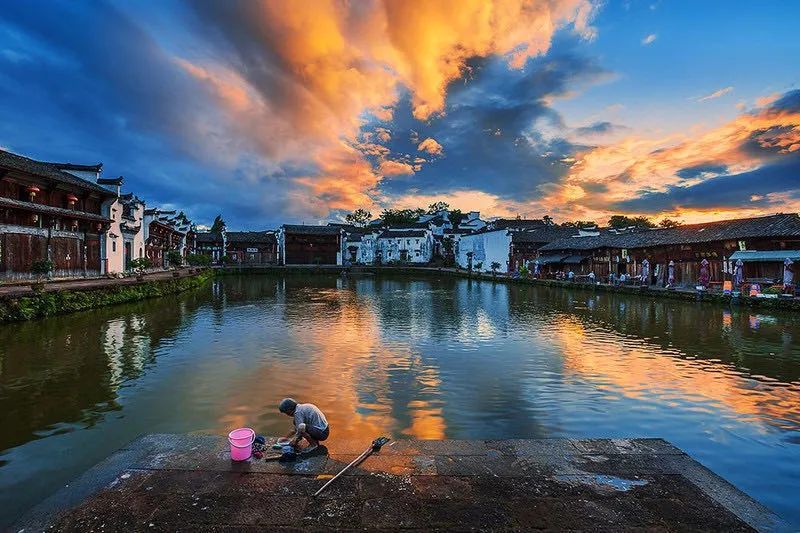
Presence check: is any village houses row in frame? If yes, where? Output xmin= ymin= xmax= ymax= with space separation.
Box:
xmin=2 ymin=148 xmax=799 ymax=287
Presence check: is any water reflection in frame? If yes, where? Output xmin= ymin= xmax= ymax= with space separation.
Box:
xmin=0 ymin=274 xmax=799 ymax=526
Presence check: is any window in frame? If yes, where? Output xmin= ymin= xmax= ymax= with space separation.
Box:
xmin=406 ymin=239 xmax=410 ymax=245
xmin=415 ymin=251 xmax=420 ymax=257
xmin=415 ymin=239 xmax=419 ymax=244
xmin=112 ymin=241 xmax=116 ymax=252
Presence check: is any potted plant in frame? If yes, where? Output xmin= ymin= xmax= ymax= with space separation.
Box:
xmin=30 ymin=259 xmax=53 ymax=292
xmin=491 ymin=261 xmax=501 ymax=278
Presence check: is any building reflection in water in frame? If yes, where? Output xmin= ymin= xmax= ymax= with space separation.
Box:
xmin=2 ymin=274 xmax=800 ymax=525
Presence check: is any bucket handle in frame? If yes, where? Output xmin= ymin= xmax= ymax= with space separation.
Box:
xmin=228 ymin=434 xmax=255 ymax=448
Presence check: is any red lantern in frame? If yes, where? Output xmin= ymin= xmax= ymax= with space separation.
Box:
xmin=26 ymin=186 xmax=40 ymax=200
xmin=67 ymin=194 xmax=79 ymax=205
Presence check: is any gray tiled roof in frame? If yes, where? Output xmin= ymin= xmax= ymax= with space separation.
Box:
xmin=511 ymin=226 xmax=581 ymax=243
xmin=378 ymin=229 xmax=428 ymax=238
xmin=0 ymin=196 xmax=111 ymax=222
xmin=195 ymin=232 xmax=223 ymax=243
xmin=490 ymin=218 xmax=545 ymax=230
xmin=282 ymin=224 xmax=342 ymax=235
xmin=227 ymin=231 xmax=276 ymax=244
xmin=0 ymin=149 xmax=113 ymax=196
xmin=540 ymin=214 xmax=800 ymax=252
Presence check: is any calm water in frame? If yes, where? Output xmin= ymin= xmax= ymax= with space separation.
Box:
xmin=1 ymin=274 xmax=799 ymax=526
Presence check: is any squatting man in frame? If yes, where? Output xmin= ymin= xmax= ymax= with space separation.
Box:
xmin=278 ymin=398 xmax=330 ymax=453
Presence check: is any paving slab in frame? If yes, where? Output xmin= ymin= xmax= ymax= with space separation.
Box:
xmin=13 ymin=434 xmax=787 ymax=532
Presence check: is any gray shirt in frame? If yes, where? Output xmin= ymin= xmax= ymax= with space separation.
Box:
xmin=294 ymin=403 xmax=328 ymax=432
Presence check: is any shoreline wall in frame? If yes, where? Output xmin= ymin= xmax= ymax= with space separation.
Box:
xmin=0 ymin=270 xmax=214 ymax=323
xmin=215 ymin=265 xmax=800 ymax=312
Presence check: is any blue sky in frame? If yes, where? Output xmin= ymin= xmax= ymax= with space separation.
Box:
xmin=0 ymin=1 xmax=798 ymax=228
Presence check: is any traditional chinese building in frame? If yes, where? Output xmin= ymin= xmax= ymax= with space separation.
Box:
xmin=226 ymin=231 xmax=278 ymax=264
xmin=95 ymin=176 xmax=148 ymax=274
xmin=143 ymin=209 xmax=186 ymax=268
xmin=0 ymin=149 xmax=114 ymax=279
xmin=279 ymin=225 xmax=343 ymax=265
xmin=376 ymin=228 xmax=433 ymax=264
xmin=195 ymin=231 xmax=225 ymax=263
xmin=539 ymin=214 xmax=800 ymax=285
xmin=508 ymin=225 xmax=583 ymax=272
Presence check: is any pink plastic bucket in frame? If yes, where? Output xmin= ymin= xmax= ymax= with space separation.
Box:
xmin=228 ymin=427 xmax=255 ymax=461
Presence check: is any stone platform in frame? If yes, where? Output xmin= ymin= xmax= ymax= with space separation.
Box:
xmin=15 ymin=435 xmax=784 ymax=531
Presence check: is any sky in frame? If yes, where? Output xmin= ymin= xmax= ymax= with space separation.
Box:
xmin=0 ymin=0 xmax=798 ymax=229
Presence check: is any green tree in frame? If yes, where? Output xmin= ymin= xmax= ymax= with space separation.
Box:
xmin=542 ymin=215 xmax=554 ymax=225
xmin=427 ymin=201 xmax=450 ymax=214
xmin=608 ymin=215 xmax=656 ymax=229
xmin=381 ymin=208 xmax=423 ymax=226
xmin=561 ymin=220 xmax=596 ymax=228
xmin=491 ymin=261 xmax=501 ymax=277
xmin=344 ymin=208 xmax=372 ymax=227
xmin=658 ymin=218 xmax=682 ymax=228
xmin=448 ymin=209 xmax=466 ymax=227
xmin=210 ymin=215 xmax=226 ymax=233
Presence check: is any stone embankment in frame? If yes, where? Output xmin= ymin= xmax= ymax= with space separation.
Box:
xmin=0 ymin=268 xmax=213 ymax=323
xmin=15 ymin=434 xmax=784 ymax=531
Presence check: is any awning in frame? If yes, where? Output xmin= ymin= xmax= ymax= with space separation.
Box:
xmin=537 ymin=254 xmax=568 ymax=264
xmin=562 ymin=255 xmax=589 ymax=264
xmin=729 ymin=250 xmax=800 ymax=262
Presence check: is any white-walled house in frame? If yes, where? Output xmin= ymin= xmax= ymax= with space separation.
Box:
xmin=376 ymin=228 xmax=433 ymax=264
xmin=456 ymin=228 xmax=511 ymax=272
xmin=458 ymin=211 xmax=486 ymax=231
xmin=345 ymin=231 xmax=378 ymax=264
xmin=96 ymin=176 xmax=147 ymax=274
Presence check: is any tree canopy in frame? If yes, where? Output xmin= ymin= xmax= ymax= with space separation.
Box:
xmin=427 ymin=201 xmax=450 ymax=214
xmin=210 ymin=214 xmax=226 ymax=232
xmin=657 ymin=218 xmax=682 ymax=228
xmin=344 ymin=208 xmax=372 ymax=227
xmin=561 ymin=220 xmax=596 ymax=228
xmin=380 ymin=208 xmax=425 ymax=226
xmin=607 ymin=215 xmax=656 ymax=229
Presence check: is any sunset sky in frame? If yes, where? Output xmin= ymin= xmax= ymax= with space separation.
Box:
xmin=1 ymin=1 xmax=798 ymax=228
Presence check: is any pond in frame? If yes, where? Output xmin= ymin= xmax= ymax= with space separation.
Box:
xmin=1 ymin=274 xmax=799 ymax=526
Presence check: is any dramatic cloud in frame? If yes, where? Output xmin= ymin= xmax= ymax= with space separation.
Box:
xmin=541 ymin=90 xmax=800 ymax=223
xmin=1 ymin=1 xmax=797 ymax=228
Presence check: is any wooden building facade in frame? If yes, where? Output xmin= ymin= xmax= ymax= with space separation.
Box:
xmin=539 ymin=214 xmax=800 ymax=286
xmin=0 ymin=150 xmax=114 ymax=279
xmin=226 ymin=231 xmax=278 ymax=265
xmin=279 ymin=225 xmax=343 ymax=265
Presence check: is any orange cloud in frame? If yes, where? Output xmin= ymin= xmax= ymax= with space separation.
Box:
xmin=536 ymin=94 xmax=800 ymax=223
xmin=417 ymin=137 xmax=444 ymax=156
xmin=181 ymin=0 xmax=596 ymax=218
xmin=379 ymin=159 xmax=416 ymax=177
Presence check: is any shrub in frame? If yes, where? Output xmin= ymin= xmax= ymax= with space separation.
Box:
xmin=167 ymin=250 xmax=183 ymax=267
xmin=519 ymin=264 xmax=529 ymax=277
xmin=474 ymin=262 xmax=483 ymax=271
xmin=129 ymin=258 xmax=152 ymax=272
xmin=186 ymin=254 xmax=211 ymax=267
xmin=31 ymin=259 xmax=54 ymax=278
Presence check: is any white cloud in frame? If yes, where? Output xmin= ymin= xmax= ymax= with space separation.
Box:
xmin=641 ymin=34 xmax=657 ymax=45
xmin=694 ymin=86 xmax=734 ymax=102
